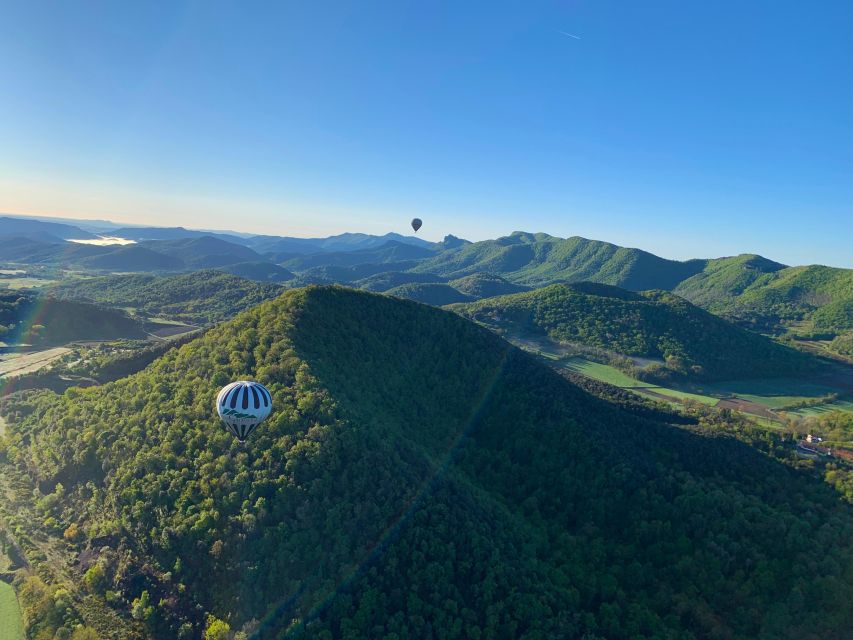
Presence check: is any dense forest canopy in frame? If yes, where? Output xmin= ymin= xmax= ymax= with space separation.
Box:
xmin=2 ymin=286 xmax=852 ymax=639
xmin=450 ymin=283 xmax=815 ymax=380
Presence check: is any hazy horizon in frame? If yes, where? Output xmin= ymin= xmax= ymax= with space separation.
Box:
xmin=2 ymin=2 xmax=851 ymax=267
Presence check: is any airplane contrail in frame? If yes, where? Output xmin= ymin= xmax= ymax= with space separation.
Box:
xmin=559 ymin=31 xmax=582 ymax=40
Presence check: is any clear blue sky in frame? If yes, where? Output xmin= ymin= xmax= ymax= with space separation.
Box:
xmin=1 ymin=1 xmax=851 ymax=266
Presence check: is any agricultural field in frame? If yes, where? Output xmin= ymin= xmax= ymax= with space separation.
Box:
xmin=562 ymin=357 xmax=655 ymax=388
xmin=504 ymin=322 xmax=853 ymax=424
xmin=0 ymin=581 xmax=24 ymax=640
xmin=0 ymin=347 xmax=71 ymax=378
xmin=636 ymin=385 xmax=720 ymax=406
xmin=789 ymin=398 xmax=853 ymax=417
xmin=561 ymin=357 xmax=719 ymax=406
xmin=0 ymin=277 xmax=58 ymax=289
xmin=691 ymin=378 xmax=846 ymax=409
xmin=0 ymin=268 xmax=60 ymax=290
xmin=144 ymin=317 xmax=199 ymax=340
xmin=557 ymin=356 xmax=853 ymax=420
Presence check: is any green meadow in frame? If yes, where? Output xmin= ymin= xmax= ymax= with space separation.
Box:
xmin=559 ymin=357 xmax=853 ymax=419
xmin=562 ymin=357 xmax=719 ymax=406
xmin=562 ymin=357 xmax=656 ymax=388
xmin=0 ymin=582 xmax=24 ymax=640
xmin=789 ymin=398 xmax=853 ymax=417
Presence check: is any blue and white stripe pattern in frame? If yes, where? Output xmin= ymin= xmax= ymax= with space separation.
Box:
xmin=216 ymin=380 xmax=273 ymax=442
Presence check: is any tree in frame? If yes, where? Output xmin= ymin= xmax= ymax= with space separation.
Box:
xmin=131 ymin=590 xmax=153 ymax=621
xmin=82 ymin=562 xmax=107 ymax=594
xmin=205 ymin=615 xmax=232 ymax=640
xmin=63 ymin=523 xmax=82 ymax=542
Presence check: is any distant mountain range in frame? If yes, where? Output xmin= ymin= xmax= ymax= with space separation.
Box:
xmin=0 ymin=216 xmax=435 ymax=270
xmin=0 ymin=216 xmax=99 ymax=242
xmin=2 ymin=215 xmax=852 ymax=338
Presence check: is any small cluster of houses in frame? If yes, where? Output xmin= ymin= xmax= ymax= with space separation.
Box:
xmin=796 ymin=434 xmax=853 ymax=461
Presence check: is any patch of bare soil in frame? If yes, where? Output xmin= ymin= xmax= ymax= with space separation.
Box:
xmin=717 ymin=398 xmax=777 ymax=418
xmin=637 ymin=388 xmax=684 ymax=404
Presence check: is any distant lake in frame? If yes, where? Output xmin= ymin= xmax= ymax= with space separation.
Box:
xmin=67 ymin=237 xmax=136 ymax=246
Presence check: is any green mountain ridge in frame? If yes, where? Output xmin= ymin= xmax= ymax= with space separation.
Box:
xmin=412 ymin=232 xmax=707 ymax=289
xmin=7 ymin=226 xmax=853 ymax=367
xmin=450 ymin=282 xmax=816 ymax=381
xmin=675 ymin=257 xmax=853 ymax=333
xmin=407 ymin=234 xmax=853 ymax=340
xmin=3 ymin=286 xmax=853 ymax=638
xmin=4 ymin=222 xmax=851 ymax=343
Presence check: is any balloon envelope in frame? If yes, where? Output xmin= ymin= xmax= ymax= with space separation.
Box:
xmin=216 ymin=381 xmax=272 ymax=442
xmin=411 ymin=218 xmax=422 ymax=232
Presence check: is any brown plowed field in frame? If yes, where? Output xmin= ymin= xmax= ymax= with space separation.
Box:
xmin=717 ymin=397 xmax=777 ymax=418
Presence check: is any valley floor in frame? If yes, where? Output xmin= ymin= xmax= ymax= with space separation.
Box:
xmin=509 ymin=335 xmax=853 ymax=426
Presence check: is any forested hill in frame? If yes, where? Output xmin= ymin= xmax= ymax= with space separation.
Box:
xmin=0 ymin=291 xmax=145 ymax=345
xmin=674 ymin=255 xmax=853 ymax=334
xmin=47 ymin=271 xmax=283 ymax=324
xmin=4 ymin=286 xmax=853 ymax=639
xmin=450 ymin=282 xmax=816 ymax=380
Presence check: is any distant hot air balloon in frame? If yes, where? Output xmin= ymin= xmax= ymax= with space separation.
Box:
xmin=216 ymin=381 xmax=272 ymax=443
xmin=411 ymin=218 xmax=423 ymax=233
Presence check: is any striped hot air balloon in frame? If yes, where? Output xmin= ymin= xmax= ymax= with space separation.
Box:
xmin=216 ymin=381 xmax=273 ymax=442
